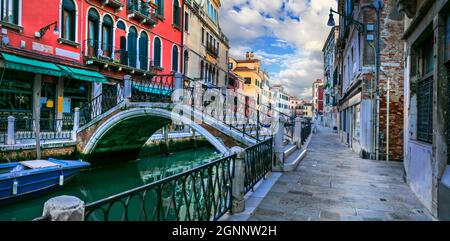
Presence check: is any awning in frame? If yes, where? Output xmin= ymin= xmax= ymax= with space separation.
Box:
xmin=0 ymin=52 xmax=65 ymax=77
xmin=57 ymin=65 xmax=108 ymax=83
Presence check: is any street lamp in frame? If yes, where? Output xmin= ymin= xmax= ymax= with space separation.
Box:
xmin=327 ymin=8 xmax=365 ymax=34
xmin=35 ymin=21 xmax=59 ymax=39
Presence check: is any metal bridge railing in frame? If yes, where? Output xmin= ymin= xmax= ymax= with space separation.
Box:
xmin=244 ymin=138 xmax=273 ymax=194
xmin=83 ymin=154 xmax=236 ymax=221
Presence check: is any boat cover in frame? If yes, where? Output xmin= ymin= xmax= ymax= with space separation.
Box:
xmin=20 ymin=160 xmax=61 ymax=169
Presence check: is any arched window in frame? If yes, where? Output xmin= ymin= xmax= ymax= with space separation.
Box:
xmin=139 ymin=31 xmax=149 ymax=70
xmin=172 ymin=45 xmax=179 ymax=72
xmin=155 ymin=0 xmax=164 ymax=16
xmin=102 ymin=15 xmax=113 ymax=57
xmin=153 ymin=37 xmax=162 ymax=68
xmin=127 ymin=27 xmax=137 ymax=68
xmin=116 ymin=20 xmax=126 ymax=30
xmin=61 ymin=0 xmax=76 ymax=41
xmin=87 ymin=8 xmax=99 ymax=57
xmin=173 ymin=0 xmax=180 ymax=27
xmin=1 ymin=0 xmax=20 ymax=25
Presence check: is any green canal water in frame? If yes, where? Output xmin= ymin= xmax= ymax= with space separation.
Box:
xmin=0 ymin=146 xmax=220 ymax=221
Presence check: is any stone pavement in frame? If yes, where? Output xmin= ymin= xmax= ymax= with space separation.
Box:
xmin=248 ymin=126 xmax=434 ymax=221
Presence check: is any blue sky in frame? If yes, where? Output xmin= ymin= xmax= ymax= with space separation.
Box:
xmin=220 ymin=0 xmax=337 ymax=100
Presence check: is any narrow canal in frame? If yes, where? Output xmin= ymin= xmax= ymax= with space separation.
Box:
xmin=0 ymin=146 xmax=220 ymax=221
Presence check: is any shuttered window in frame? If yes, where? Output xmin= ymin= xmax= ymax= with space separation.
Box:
xmin=173 ymin=0 xmax=180 ymax=27
xmin=153 ymin=37 xmax=162 ymax=68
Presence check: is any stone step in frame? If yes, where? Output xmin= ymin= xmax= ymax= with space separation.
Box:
xmin=283 ymin=148 xmax=307 ymax=171
xmin=283 ymin=144 xmax=297 ymax=157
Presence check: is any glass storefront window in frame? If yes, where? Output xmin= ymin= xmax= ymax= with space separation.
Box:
xmin=0 ymin=69 xmax=33 ymax=116
xmin=63 ymin=79 xmax=89 ymax=118
xmin=353 ymin=104 xmax=360 ymax=139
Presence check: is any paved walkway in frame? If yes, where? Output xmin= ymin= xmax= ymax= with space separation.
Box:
xmin=248 ymin=126 xmax=433 ymax=221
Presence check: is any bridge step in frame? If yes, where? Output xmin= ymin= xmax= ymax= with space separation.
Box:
xmin=283 ymin=148 xmax=307 ymax=172
xmin=283 ymin=144 xmax=297 ymax=157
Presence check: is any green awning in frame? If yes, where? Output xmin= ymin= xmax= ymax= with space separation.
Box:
xmin=57 ymin=65 xmax=107 ymax=83
xmin=0 ymin=52 xmax=66 ymax=77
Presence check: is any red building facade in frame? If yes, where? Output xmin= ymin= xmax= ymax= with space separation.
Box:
xmin=0 ymin=0 xmax=182 ymax=123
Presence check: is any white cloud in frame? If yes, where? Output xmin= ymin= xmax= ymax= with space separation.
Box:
xmin=221 ymin=0 xmax=337 ymax=100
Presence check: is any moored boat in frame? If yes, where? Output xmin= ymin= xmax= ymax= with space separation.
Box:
xmin=0 ymin=159 xmax=90 ymax=205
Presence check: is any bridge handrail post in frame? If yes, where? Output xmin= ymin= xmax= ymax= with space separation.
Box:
xmin=71 ymin=107 xmax=80 ymax=141
xmin=230 ymin=146 xmax=246 ymax=214
xmin=172 ymin=73 xmax=183 ymax=104
xmin=293 ymin=117 xmax=302 ymax=148
xmin=123 ymin=75 xmax=132 ymax=101
xmin=6 ymin=116 xmax=15 ymax=145
xmin=273 ymin=115 xmax=286 ymax=171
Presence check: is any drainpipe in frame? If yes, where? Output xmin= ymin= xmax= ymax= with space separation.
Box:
xmin=375 ymin=5 xmax=381 ymax=161
xmin=386 ymin=76 xmax=390 ymax=161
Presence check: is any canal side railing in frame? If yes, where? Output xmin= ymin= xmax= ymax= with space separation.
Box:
xmin=83 ymin=154 xmax=236 ymax=221
xmin=33 ymin=138 xmax=277 ymax=221
xmin=244 ymin=138 xmax=273 ymax=194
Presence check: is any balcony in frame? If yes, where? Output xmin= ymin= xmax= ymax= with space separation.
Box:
xmin=127 ymin=1 xmax=158 ymax=26
xmin=206 ymin=42 xmax=219 ymax=58
xmin=97 ymin=0 xmax=124 ymax=12
xmin=84 ymin=39 xmax=155 ymax=75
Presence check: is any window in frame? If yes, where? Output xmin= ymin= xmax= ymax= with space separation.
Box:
xmin=184 ymin=11 xmax=189 ymax=32
xmin=1 ymin=0 xmax=19 ymax=25
xmin=139 ymin=31 xmax=149 ymax=70
xmin=87 ymin=9 xmax=99 ymax=57
xmin=127 ymin=27 xmax=138 ymax=68
xmin=353 ymin=104 xmax=360 ymax=139
xmin=184 ymin=50 xmax=189 ymax=75
xmin=202 ymin=28 xmax=205 ymax=44
xmin=153 ymin=37 xmax=162 ymax=68
xmin=417 ymin=36 xmax=434 ymax=143
xmin=172 ymin=45 xmax=179 ymax=72
xmin=173 ymin=0 xmax=180 ymax=27
xmin=155 ymin=0 xmax=164 ymax=16
xmin=0 ymin=70 xmax=33 ymax=114
xmin=102 ymin=15 xmax=113 ymax=58
xmin=61 ymin=0 xmax=76 ymax=41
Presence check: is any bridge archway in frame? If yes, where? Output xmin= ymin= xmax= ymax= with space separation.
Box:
xmin=80 ymin=107 xmax=229 ymax=161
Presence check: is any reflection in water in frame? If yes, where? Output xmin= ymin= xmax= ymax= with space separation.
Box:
xmin=0 ymin=147 xmax=219 ymax=221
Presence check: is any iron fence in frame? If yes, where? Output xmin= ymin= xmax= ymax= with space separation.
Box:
xmin=84 ymin=154 xmax=236 ymax=221
xmin=301 ymin=120 xmax=312 ymax=145
xmin=243 ymin=138 xmax=273 ymax=194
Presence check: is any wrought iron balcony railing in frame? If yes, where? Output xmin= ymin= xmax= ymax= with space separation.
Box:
xmin=127 ymin=1 xmax=158 ymax=26
xmin=84 ymin=39 xmax=154 ymax=73
xmin=95 ymin=0 xmax=124 ymax=11
xmin=205 ymin=42 xmax=219 ymax=58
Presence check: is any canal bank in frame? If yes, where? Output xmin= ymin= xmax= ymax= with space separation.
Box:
xmin=0 ymin=145 xmax=220 ymax=221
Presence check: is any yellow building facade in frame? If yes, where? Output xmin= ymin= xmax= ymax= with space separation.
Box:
xmin=229 ymin=52 xmax=266 ymax=107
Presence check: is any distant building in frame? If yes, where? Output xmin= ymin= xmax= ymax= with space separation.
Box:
xmin=229 ymin=52 xmax=267 ymax=109
xmin=270 ymin=85 xmax=290 ymax=115
xmin=322 ymin=26 xmax=339 ymax=129
xmin=184 ymin=0 xmax=230 ymax=87
xmin=334 ymin=0 xmax=404 ymax=161
xmin=312 ymin=79 xmax=324 ymax=121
